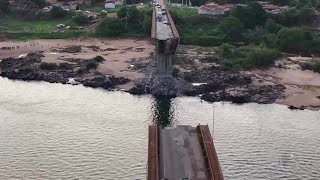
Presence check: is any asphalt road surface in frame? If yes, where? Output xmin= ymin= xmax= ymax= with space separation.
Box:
xmin=160 ymin=126 xmax=208 ymax=180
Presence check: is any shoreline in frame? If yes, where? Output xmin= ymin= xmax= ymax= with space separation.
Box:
xmin=0 ymin=75 xmax=318 ymax=111
xmin=1 ymin=38 xmax=320 ymax=110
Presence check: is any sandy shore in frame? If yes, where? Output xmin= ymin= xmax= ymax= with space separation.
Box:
xmin=0 ymin=38 xmax=154 ymax=88
xmin=252 ymin=67 xmax=320 ymax=110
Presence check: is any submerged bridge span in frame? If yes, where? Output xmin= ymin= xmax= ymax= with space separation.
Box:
xmin=151 ymin=0 xmax=180 ymax=77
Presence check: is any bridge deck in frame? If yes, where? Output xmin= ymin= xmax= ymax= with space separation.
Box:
xmin=147 ymin=125 xmax=224 ymax=180
xmin=160 ymin=125 xmax=209 ymax=179
xmin=151 ymin=0 xmax=179 ymax=40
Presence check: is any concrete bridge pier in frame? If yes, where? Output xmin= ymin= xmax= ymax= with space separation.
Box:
xmin=155 ymin=53 xmax=173 ymax=77
xmin=155 ymin=39 xmax=179 ymax=77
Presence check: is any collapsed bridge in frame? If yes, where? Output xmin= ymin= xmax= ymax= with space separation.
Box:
xmin=151 ymin=0 xmax=180 ymax=77
xmin=148 ymin=124 xmax=224 ymax=180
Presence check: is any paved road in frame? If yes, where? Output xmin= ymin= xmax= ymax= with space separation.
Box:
xmin=160 ymin=126 xmax=209 ymax=180
xmin=155 ymin=0 xmax=174 ymax=40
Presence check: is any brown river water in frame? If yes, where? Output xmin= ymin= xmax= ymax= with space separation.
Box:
xmin=0 ymin=77 xmax=319 ymax=179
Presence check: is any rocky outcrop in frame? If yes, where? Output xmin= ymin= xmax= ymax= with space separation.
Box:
xmin=0 ymin=53 xmax=42 ymax=71
xmin=1 ymin=67 xmax=42 ymax=81
xmin=249 ymin=85 xmax=285 ymax=104
xmin=127 ymin=81 xmax=150 ymax=95
xmin=128 ymin=69 xmax=285 ymax=105
xmin=0 ymin=53 xmax=128 ymax=87
xmin=200 ymin=85 xmax=285 ymax=104
xmin=128 ymin=77 xmax=192 ymax=98
xmin=83 ymin=75 xmax=129 ymax=90
xmin=0 ymin=53 xmax=71 ymax=83
xmin=288 ymin=105 xmax=305 ymax=110
xmin=0 ymin=67 xmax=69 ymax=83
xmin=58 ymin=46 xmax=82 ymax=53
xmin=184 ymin=70 xmax=253 ymax=85
xmin=150 ymin=77 xmax=178 ymax=98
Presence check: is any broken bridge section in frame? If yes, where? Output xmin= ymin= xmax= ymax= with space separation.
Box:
xmin=147 ymin=124 xmax=224 ymax=180
xmin=151 ymin=0 xmax=180 ymax=77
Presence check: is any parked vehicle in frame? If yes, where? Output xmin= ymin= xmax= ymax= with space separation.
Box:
xmin=156 ymin=11 xmax=162 ymax=21
xmin=56 ymin=24 xmax=65 ymax=28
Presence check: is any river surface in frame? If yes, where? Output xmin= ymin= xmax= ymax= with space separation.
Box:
xmin=0 ymin=77 xmax=319 ymax=180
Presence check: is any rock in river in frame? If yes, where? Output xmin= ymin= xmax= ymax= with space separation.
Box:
xmin=83 ymin=75 xmax=129 ymax=90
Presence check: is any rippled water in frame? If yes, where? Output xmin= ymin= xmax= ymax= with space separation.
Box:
xmin=0 ymin=77 xmax=319 ymax=179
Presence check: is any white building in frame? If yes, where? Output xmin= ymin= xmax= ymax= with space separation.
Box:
xmin=105 ymin=1 xmax=116 ymax=8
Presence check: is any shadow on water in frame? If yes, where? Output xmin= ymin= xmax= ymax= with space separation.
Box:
xmin=151 ymin=97 xmax=176 ymax=127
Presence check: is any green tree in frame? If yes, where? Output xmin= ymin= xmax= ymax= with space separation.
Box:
xmin=261 ymin=33 xmax=278 ymax=47
xmin=117 ymin=6 xmax=143 ymax=28
xmin=277 ymin=27 xmax=314 ymax=53
xmin=300 ymin=60 xmax=320 ymax=73
xmin=96 ymin=19 xmax=126 ymax=36
xmin=264 ymin=18 xmax=282 ymax=33
xmin=218 ymin=43 xmax=235 ymax=58
xmin=277 ymin=8 xmax=299 ymax=25
xmin=298 ymin=7 xmax=316 ymax=23
xmin=73 ymin=14 xmax=90 ymax=25
xmin=30 ymin=0 xmax=46 ymax=8
xmin=231 ymin=1 xmax=268 ymax=29
xmin=247 ymin=46 xmax=280 ymax=67
xmin=219 ymin=16 xmax=244 ymax=41
xmin=51 ymin=6 xmax=68 ymax=18
xmin=143 ymin=15 xmax=152 ymax=34
xmin=190 ymin=0 xmax=205 ymax=6
xmin=219 ymin=45 xmax=280 ymax=70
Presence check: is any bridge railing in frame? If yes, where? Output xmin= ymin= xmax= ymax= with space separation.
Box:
xmin=147 ymin=124 xmax=160 ymax=180
xmin=198 ymin=125 xmax=224 ymax=180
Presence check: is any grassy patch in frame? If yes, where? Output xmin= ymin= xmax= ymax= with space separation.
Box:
xmin=0 ymin=31 xmax=95 ymax=40
xmin=169 ymin=6 xmax=225 ymax=46
xmin=300 ymin=60 xmax=320 ymax=73
xmin=168 ymin=7 xmax=198 ymax=17
xmin=218 ymin=44 xmax=281 ymax=70
xmin=0 ymin=15 xmax=96 ymax=40
xmin=0 ymin=16 xmax=74 ymax=33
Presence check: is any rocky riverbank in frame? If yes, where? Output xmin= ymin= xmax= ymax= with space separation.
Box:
xmin=127 ymin=71 xmax=286 ymax=105
xmin=0 ymin=52 xmax=286 ymax=106
xmin=0 ymin=53 xmax=130 ymax=90
xmin=1 ymin=39 xmax=320 ymax=110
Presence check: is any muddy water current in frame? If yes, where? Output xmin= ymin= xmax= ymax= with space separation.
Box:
xmin=0 ymin=77 xmax=319 ymax=179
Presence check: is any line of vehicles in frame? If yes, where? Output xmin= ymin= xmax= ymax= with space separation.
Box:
xmin=153 ymin=1 xmax=170 ymax=25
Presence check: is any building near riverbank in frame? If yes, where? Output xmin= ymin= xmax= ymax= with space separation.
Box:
xmin=257 ymin=1 xmax=289 ymax=14
xmin=105 ymin=0 xmax=123 ymax=8
xmin=198 ymin=3 xmax=233 ymax=15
